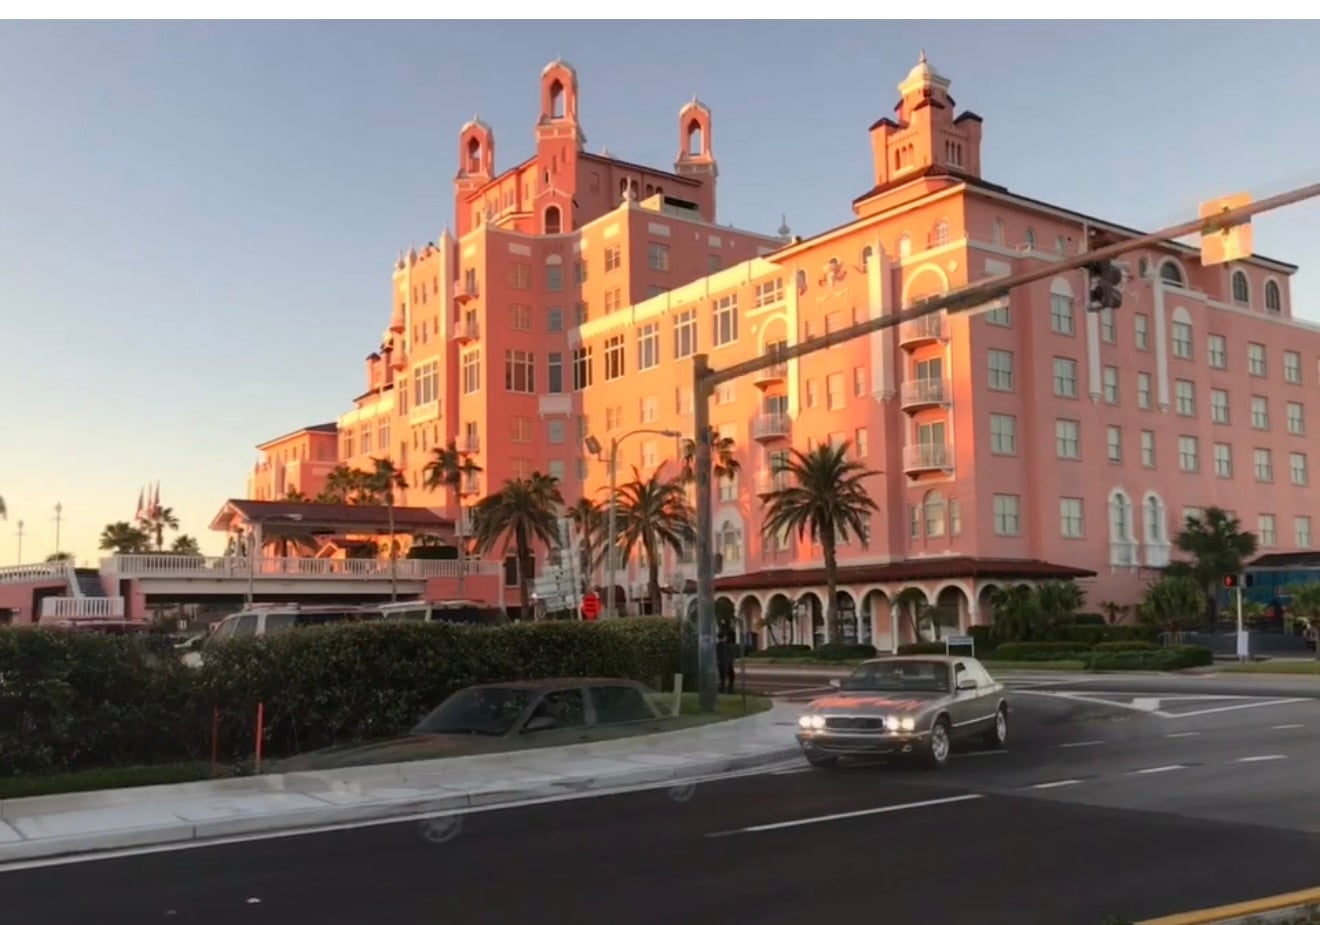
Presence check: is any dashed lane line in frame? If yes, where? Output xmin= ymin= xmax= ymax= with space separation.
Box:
xmin=706 ymin=793 xmax=985 ymax=837
xmin=1031 ymin=779 xmax=1084 ymax=790
xmin=1165 ymin=731 xmax=1201 ymax=738
xmin=1272 ymin=723 xmax=1306 ymax=730
xmin=1235 ymin=754 xmax=1288 ymax=763
xmin=1130 ymin=764 xmax=1188 ymax=775
xmin=1054 ymin=740 xmax=1106 ymax=749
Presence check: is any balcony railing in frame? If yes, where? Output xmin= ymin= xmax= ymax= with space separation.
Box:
xmin=0 ymin=562 xmax=69 ymax=584
xmin=40 ymin=597 xmax=126 ymax=619
xmin=455 ymin=279 xmax=479 ymax=302
xmin=755 ymin=471 xmax=792 ymax=496
xmin=751 ymin=361 xmax=788 ymax=389
xmin=902 ymin=443 xmax=953 ymax=472
xmin=458 ymin=434 xmax=480 ymax=454
xmin=453 ymin=319 xmax=480 ymax=342
xmin=899 ymin=312 xmax=947 ymax=347
xmin=752 ymin=413 xmax=792 ymax=442
xmin=900 ymin=377 xmax=950 ymax=409
xmin=102 ymin=555 xmax=503 ymax=580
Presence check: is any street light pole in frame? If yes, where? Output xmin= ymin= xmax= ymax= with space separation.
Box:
xmin=53 ymin=503 xmax=63 ymax=558
xmin=603 ymin=426 xmax=682 ymax=620
xmin=692 ymin=354 xmax=718 ymax=714
xmin=15 ymin=519 xmax=24 ymax=565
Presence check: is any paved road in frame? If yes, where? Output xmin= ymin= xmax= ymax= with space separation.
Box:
xmin=4 ymin=674 xmax=1320 ymax=925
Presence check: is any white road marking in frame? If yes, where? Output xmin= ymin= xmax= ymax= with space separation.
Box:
xmin=1131 ymin=765 xmax=1187 ymax=775
xmin=772 ymin=685 xmax=834 ymax=696
xmin=959 ymin=749 xmax=1008 ymax=758
xmin=1031 ymin=779 xmax=1083 ymax=790
xmin=1055 ymin=740 xmax=1105 ymax=749
xmin=1272 ymin=724 xmax=1306 ymax=730
xmin=1165 ymin=732 xmax=1201 ymax=738
xmin=1133 ymin=697 xmax=1162 ymax=712
xmin=1235 ymin=755 xmax=1287 ymax=763
xmin=1160 ymin=698 xmax=1310 ymax=719
xmin=772 ymin=767 xmax=812 ymax=775
xmin=708 ymin=793 xmax=984 ymax=836
xmin=1020 ymin=689 xmax=1314 ymax=719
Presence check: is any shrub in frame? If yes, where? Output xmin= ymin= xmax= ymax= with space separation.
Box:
xmin=812 ymin=643 xmax=877 ymax=661
xmin=1071 ymin=613 xmax=1107 ymax=626
xmin=750 ymin=644 xmax=812 ymax=658
xmin=1057 ymin=623 xmax=1159 ymax=647
xmin=968 ymin=625 xmax=995 ymax=655
xmin=897 ymin=642 xmax=947 ymax=655
xmin=992 ymin=641 xmax=1091 ymax=661
xmin=1093 ymin=640 xmax=1157 ymax=652
xmin=1084 ymin=645 xmax=1214 ymax=671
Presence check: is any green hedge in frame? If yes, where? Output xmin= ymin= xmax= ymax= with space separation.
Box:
xmin=897 ymin=642 xmax=948 ymax=655
xmin=1084 ymin=645 xmax=1213 ymax=671
xmin=993 ymin=641 xmax=1093 ymax=661
xmin=1093 ymin=640 xmax=1158 ymax=653
xmin=0 ymin=619 xmax=682 ymax=776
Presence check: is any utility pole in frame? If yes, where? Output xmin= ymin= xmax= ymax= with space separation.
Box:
xmin=687 ymin=181 xmax=1320 ymax=714
xmin=53 ymin=503 xmax=63 ymax=558
xmin=15 ymin=519 xmax=24 ymax=565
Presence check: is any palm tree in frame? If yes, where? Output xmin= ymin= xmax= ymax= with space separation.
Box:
xmin=471 ymin=473 xmax=564 ymax=619
xmin=368 ymin=457 xmax=408 ymax=602
xmin=761 ymin=441 xmax=880 ymax=642
xmin=892 ymin=586 xmax=930 ymax=644
xmin=610 ymin=464 xmax=694 ymax=616
xmin=141 ymin=506 xmax=180 ymax=551
xmin=1138 ymin=574 xmax=1205 ymax=639
xmin=1284 ymin=582 xmax=1320 ymax=660
xmin=566 ymin=497 xmax=605 ymax=593
xmin=99 ymin=521 xmax=151 ymax=554
xmin=422 ymin=441 xmax=485 ymax=596
xmin=1171 ymin=507 xmax=1259 ymax=625
xmin=170 ymin=535 xmax=202 ymax=556
xmin=283 ymin=489 xmax=308 ymax=502
xmin=679 ymin=431 xmax=741 ymax=483
xmin=318 ymin=465 xmax=380 ymax=505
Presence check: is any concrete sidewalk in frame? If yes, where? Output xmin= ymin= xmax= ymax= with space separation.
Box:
xmin=0 ymin=703 xmax=803 ymax=865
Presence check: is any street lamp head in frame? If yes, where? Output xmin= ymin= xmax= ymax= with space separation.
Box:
xmin=583 ymin=435 xmax=603 ymax=455
xmin=661 ymin=429 xmax=682 ymax=438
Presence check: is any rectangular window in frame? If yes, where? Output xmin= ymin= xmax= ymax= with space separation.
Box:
xmin=1251 ymin=396 xmax=1269 ymax=430
xmin=1288 ymin=401 xmax=1305 ymax=435
xmin=1053 ymin=357 xmax=1078 ymax=398
xmin=510 ymin=304 xmax=533 ymax=331
xmin=1248 ymin=342 xmax=1267 ymax=377
xmin=1285 ymin=350 xmax=1302 ymax=384
xmin=1178 ymin=435 xmax=1199 ymax=473
xmin=855 ymin=427 xmax=869 ymax=457
xmin=647 ymin=242 xmax=670 ymax=272
xmin=985 ymin=304 xmax=1010 ymax=326
xmin=642 ymin=439 xmax=659 ymax=470
xmin=1207 ymin=334 xmax=1227 ymax=369
xmin=509 ymin=263 xmax=531 ymax=290
xmin=604 ymin=335 xmax=626 ymax=381
xmin=674 ymin=308 xmax=697 ymax=358
xmin=1100 ymin=308 xmax=1116 ymax=344
xmin=1296 ymin=515 xmax=1312 ymax=548
xmin=1049 ymin=292 xmax=1075 ymax=336
xmin=639 ymin=395 xmax=658 ymax=424
xmin=647 ymin=285 xmax=668 ymax=299
xmin=853 ymin=367 xmax=866 ymax=396
xmin=574 ymin=259 xmax=587 ymax=284
xmin=1135 ymin=313 xmax=1149 ymax=350
xmin=414 ymin=359 xmax=440 ymax=406
xmin=572 ymin=346 xmax=593 ymax=390
xmin=1214 ymin=443 xmax=1233 ymax=479
xmin=1055 ymin=419 xmax=1080 ymax=459
xmin=574 ymin=301 xmax=589 ymax=325
xmin=1290 ymin=452 xmax=1309 ymax=486
xmin=605 ymin=405 xmax=623 ymax=431
xmin=461 ymin=349 xmax=480 ymax=395
xmin=1259 ymin=514 xmax=1277 ymax=548
xmin=547 ymin=307 xmax=563 ymax=331
xmin=1211 ymin=389 xmax=1229 ymax=424
xmin=993 ymin=494 xmax=1021 ymax=536
xmin=546 ymin=264 xmax=563 ymax=292
xmin=509 ymin=416 xmax=532 ymax=443
xmin=1103 ymin=366 xmax=1119 ymax=404
xmin=1172 ymin=321 xmax=1192 ymax=359
xmin=1175 ymin=379 xmax=1196 ymax=417
xmin=604 ymin=245 xmax=621 ymax=272
xmin=805 ymin=379 xmax=818 ymax=408
xmin=754 ymin=278 xmax=784 ymax=307
xmin=604 ymin=288 xmax=622 ymax=313
xmin=1137 ymin=372 xmax=1152 ymax=410
xmin=1254 ymin=447 xmax=1274 ymax=482
xmin=547 ymin=419 xmax=565 ymax=445
xmin=1107 ymin=425 xmax=1122 ymax=463
xmin=708 ymin=254 xmax=722 ymax=273
xmin=712 ymin=294 xmax=738 ymax=347
xmin=547 ymin=352 xmax=564 ymax=394
xmin=826 ymin=372 xmax=845 ymax=410
xmin=504 ymin=349 xmax=535 ymax=393
xmin=1059 ymin=497 xmax=1084 ymax=538
xmin=990 ymin=414 xmax=1016 ymax=455
xmin=637 ymin=323 xmax=660 ymax=371
xmin=987 ymin=349 xmax=1014 ymax=390
xmin=547 ymin=459 xmax=565 ymax=482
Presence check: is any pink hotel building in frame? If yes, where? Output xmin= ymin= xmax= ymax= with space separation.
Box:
xmin=244 ymin=55 xmax=1318 ymax=647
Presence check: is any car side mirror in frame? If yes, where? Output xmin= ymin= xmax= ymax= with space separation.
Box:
xmin=828 ymin=678 xmax=842 ymax=689
xmin=523 ymin=715 xmax=556 ymax=733
xmin=957 ymin=678 xmax=978 ymax=691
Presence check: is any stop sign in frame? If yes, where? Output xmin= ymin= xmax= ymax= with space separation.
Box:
xmin=582 ymin=591 xmax=602 ymax=620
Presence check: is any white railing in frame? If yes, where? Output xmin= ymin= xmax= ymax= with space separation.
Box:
xmin=903 ymin=443 xmax=953 ymax=471
xmin=0 ymin=562 xmax=70 ymax=584
xmin=899 ymin=312 xmax=946 ymax=344
xmin=753 ymin=413 xmax=791 ymax=440
xmin=752 ymin=361 xmax=788 ymax=384
xmin=900 ymin=377 xmax=950 ymax=407
xmin=102 ymin=555 xmax=503 ymax=580
xmin=1110 ymin=541 xmax=1140 ymax=568
xmin=458 ymin=434 xmax=480 ymax=453
xmin=453 ymin=319 xmax=480 ymax=340
xmin=1144 ymin=542 xmax=1171 ymax=568
xmin=40 ymin=597 xmax=126 ymax=619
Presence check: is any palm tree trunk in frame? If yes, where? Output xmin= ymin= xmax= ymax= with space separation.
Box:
xmin=646 ymin=539 xmax=662 ymax=619
xmin=516 ymin=526 xmax=532 ymax=620
xmin=822 ymin=532 xmax=840 ymax=645
xmin=388 ymin=499 xmax=398 ymax=602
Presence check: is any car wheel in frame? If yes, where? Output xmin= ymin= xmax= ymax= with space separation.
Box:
xmin=805 ymin=751 xmax=839 ymax=769
xmin=922 ymin=717 xmax=952 ymax=769
xmin=982 ymin=704 xmax=1008 ymax=750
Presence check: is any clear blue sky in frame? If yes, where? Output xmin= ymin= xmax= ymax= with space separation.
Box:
xmin=4 ymin=20 xmax=1319 ymax=565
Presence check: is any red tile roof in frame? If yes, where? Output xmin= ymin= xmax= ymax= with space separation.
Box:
xmin=210 ymin=499 xmax=453 ymax=533
xmin=713 ymin=557 xmax=1094 ymax=593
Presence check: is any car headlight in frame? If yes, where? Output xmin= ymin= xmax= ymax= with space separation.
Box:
xmin=885 ymin=716 xmax=900 ymax=731
xmin=900 ymin=716 xmax=916 ymax=732
xmin=798 ymin=714 xmax=826 ymax=730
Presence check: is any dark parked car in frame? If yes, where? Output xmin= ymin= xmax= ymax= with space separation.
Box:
xmin=276 ymin=678 xmax=666 ymax=772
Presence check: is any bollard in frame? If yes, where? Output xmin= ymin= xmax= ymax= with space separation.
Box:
xmin=254 ymin=702 xmax=265 ymax=774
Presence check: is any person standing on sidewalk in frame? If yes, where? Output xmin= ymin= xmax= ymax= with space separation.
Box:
xmin=716 ymin=626 xmax=737 ymax=694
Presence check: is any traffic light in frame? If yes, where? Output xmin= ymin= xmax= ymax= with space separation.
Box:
xmin=1223 ymin=573 xmax=1255 ymax=589
xmin=1086 ymin=260 xmax=1124 ymax=312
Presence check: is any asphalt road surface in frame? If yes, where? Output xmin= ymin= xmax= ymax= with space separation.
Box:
xmin=4 ymin=671 xmax=1320 ymax=925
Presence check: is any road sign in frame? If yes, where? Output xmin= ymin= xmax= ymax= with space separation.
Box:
xmin=1199 ymin=192 xmax=1254 ymax=266
xmin=581 ymin=591 xmax=602 ymax=620
xmin=945 ymin=635 xmax=975 ymax=656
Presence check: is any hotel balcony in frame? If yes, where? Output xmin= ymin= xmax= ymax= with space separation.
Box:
xmin=457 ymin=434 xmax=480 ymax=454
xmin=751 ymin=361 xmax=788 ymax=389
xmin=40 ymin=596 xmax=126 ymax=620
xmin=902 ymin=442 xmax=953 ymax=474
xmin=752 ymin=413 xmax=792 ymax=443
xmin=900 ymin=377 xmax=951 ymax=412
xmin=103 ymin=554 xmax=502 ymax=581
xmin=453 ymin=319 xmax=480 ymax=343
xmin=458 ymin=478 xmax=482 ymax=498
xmin=455 ymin=279 xmax=479 ymax=304
xmin=898 ymin=312 xmax=948 ymax=348
xmin=755 ymin=470 xmax=791 ymax=497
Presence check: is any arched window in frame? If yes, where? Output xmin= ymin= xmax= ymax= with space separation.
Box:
xmin=897 ymin=232 xmax=912 ymax=259
xmin=861 ymin=245 xmax=874 ymax=269
xmin=466 ymin=137 xmax=482 ymax=174
xmin=1159 ymin=260 xmax=1185 ymax=286
xmin=549 ymin=80 xmax=565 ymax=119
xmin=544 ymin=205 xmax=562 ymax=235
xmin=1265 ymin=280 xmax=1282 ymax=312
xmin=1024 ymin=228 xmax=1036 ymax=250
xmin=992 ymin=219 xmax=1005 ymax=247
xmin=923 ymin=491 xmax=947 ymax=538
xmin=719 ymin=521 xmax=743 ymax=565
xmin=796 ymin=269 xmax=808 ymax=293
xmin=1138 ymin=257 xmax=1150 ymax=279
xmin=1109 ymin=490 xmax=1136 ymax=567
xmin=933 ymin=220 xmax=951 ymax=247
xmin=686 ymin=120 xmax=703 ymax=156
xmin=1056 ymin=235 xmax=1067 ymax=255
xmin=1144 ymin=493 xmax=1167 ymax=545
xmin=1231 ymin=270 xmax=1250 ymax=304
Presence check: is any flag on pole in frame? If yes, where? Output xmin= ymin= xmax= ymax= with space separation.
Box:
xmin=135 ymin=487 xmax=144 ymax=523
xmin=151 ymin=482 xmax=161 ymax=518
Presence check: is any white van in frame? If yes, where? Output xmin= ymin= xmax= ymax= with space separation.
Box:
xmin=375 ymin=600 xmax=507 ymax=626
xmin=182 ymin=603 xmax=382 ymax=666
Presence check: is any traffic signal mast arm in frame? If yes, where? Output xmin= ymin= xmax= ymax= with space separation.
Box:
xmin=704 ymin=181 xmax=1320 ymax=390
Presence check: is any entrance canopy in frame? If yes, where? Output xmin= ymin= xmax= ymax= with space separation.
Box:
xmin=209 ymin=499 xmax=455 ymax=539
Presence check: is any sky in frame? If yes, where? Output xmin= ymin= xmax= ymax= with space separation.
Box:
xmin=3 ymin=19 xmax=1320 ymax=566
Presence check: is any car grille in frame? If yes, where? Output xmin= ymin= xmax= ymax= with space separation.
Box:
xmin=823 ymin=716 xmax=887 ymax=731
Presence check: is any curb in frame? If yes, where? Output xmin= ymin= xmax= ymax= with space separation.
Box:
xmin=0 ymin=746 xmax=802 ymax=865
xmin=1138 ymin=887 xmax=1320 ymax=924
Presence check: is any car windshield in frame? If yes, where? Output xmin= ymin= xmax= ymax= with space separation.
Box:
xmin=842 ymin=660 xmax=950 ymax=693
xmin=411 ymin=687 xmax=534 ymax=736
